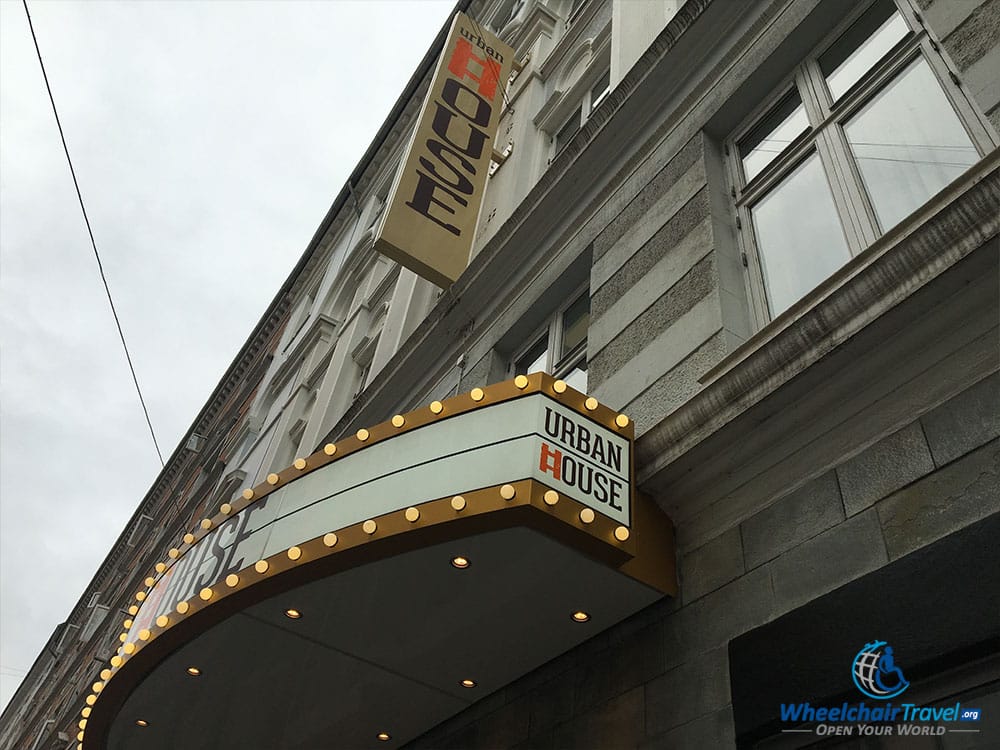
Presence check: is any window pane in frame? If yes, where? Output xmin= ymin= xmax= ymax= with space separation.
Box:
xmin=561 ymin=293 xmax=589 ymax=356
xmin=751 ymin=152 xmax=851 ymax=316
xmin=555 ymin=108 xmax=582 ymax=153
xmin=844 ymin=57 xmax=978 ymax=231
xmin=563 ymin=360 xmax=587 ymax=393
xmin=739 ymin=91 xmax=810 ymax=182
xmin=516 ymin=336 xmax=549 ymax=375
xmin=590 ymin=69 xmax=611 ymax=112
xmin=820 ymin=0 xmax=910 ymax=101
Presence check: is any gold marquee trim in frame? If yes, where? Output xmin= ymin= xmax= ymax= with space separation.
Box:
xmin=74 ymin=373 xmax=671 ymax=749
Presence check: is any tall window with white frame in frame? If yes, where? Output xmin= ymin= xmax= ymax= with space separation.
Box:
xmin=553 ymin=68 xmax=611 ymax=157
xmin=513 ymin=289 xmax=589 ymax=391
xmin=728 ymin=0 xmax=995 ymax=324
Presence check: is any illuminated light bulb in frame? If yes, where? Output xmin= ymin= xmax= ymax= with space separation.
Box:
xmin=450 ymin=556 xmax=470 ymax=569
xmin=571 ymin=611 xmax=590 ymax=623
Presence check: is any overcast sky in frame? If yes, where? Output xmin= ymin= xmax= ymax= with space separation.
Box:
xmin=0 ymin=0 xmax=454 ymax=715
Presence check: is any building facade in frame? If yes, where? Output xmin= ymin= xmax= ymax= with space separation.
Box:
xmin=3 ymin=0 xmax=998 ymax=748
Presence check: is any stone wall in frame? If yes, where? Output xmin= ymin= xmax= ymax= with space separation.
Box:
xmin=405 ymin=372 xmax=999 ymax=749
xmin=588 ymin=131 xmax=741 ymax=434
xmin=919 ymin=0 xmax=1000 ymax=133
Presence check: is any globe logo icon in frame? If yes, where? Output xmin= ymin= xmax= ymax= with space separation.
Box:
xmin=852 ymin=641 xmax=910 ymax=700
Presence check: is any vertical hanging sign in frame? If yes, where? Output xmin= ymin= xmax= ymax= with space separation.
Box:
xmin=373 ymin=12 xmax=515 ymax=288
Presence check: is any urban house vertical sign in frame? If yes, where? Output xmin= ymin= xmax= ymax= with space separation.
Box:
xmin=374 ymin=12 xmax=515 ymax=287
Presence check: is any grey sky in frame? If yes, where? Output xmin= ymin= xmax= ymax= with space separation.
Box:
xmin=0 ymin=0 xmax=453 ymax=713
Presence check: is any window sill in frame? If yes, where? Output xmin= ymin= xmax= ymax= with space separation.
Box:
xmin=698 ymin=152 xmax=1000 ymax=388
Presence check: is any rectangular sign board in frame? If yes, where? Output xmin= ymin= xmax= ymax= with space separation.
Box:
xmin=373 ymin=12 xmax=515 ymax=287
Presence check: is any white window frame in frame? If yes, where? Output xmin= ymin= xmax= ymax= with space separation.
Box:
xmin=509 ymin=283 xmax=589 ymax=383
xmin=726 ymin=0 xmax=996 ymax=331
xmin=551 ymin=66 xmax=612 ymax=158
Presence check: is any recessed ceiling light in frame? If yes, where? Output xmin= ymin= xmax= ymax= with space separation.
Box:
xmin=450 ymin=556 xmax=470 ymax=569
xmin=571 ymin=611 xmax=590 ymax=623
xmin=377 ymin=732 xmax=391 ymax=741
xmin=284 ymin=608 xmax=302 ymax=619
xmin=186 ymin=667 xmax=201 ymax=676
xmin=460 ymin=679 xmax=476 ymax=688
xmin=135 ymin=719 xmax=149 ymax=727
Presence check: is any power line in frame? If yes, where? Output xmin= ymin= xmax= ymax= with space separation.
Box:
xmin=22 ymin=0 xmax=165 ymax=468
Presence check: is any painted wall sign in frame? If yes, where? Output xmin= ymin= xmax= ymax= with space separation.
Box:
xmin=123 ymin=391 xmax=632 ymax=646
xmin=373 ymin=12 xmax=515 ymax=287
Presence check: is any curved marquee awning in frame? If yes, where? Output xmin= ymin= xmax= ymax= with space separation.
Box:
xmin=76 ymin=374 xmax=676 ymax=749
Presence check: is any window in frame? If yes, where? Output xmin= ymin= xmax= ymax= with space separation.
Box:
xmin=554 ymin=107 xmax=583 ymax=154
xmin=366 ymin=198 xmax=385 ymax=231
xmin=552 ymin=68 xmax=611 ymax=157
xmin=728 ymin=0 xmax=993 ymax=323
xmin=513 ymin=289 xmax=589 ymax=391
xmin=590 ymin=68 xmax=610 ymax=111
